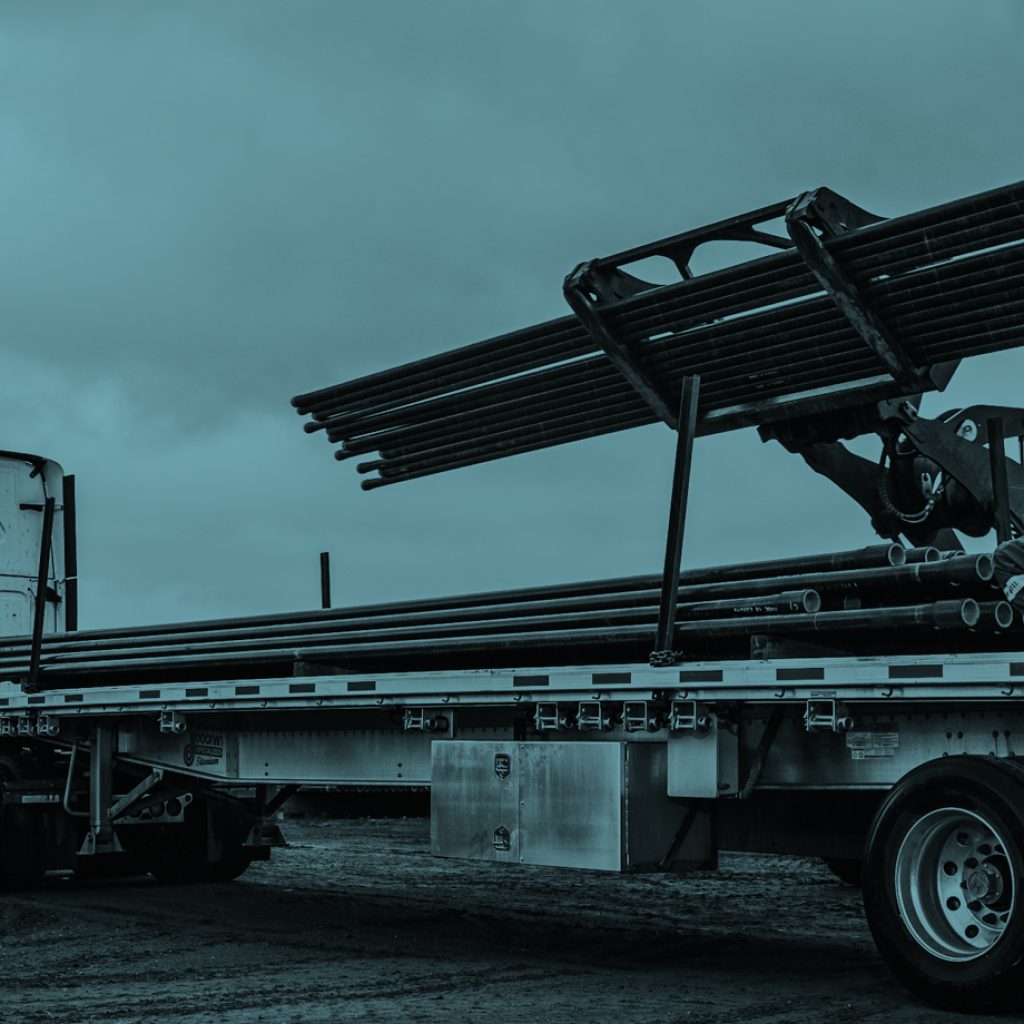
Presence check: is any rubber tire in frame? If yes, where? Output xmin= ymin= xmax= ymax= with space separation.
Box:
xmin=189 ymin=856 xmax=253 ymax=883
xmin=863 ymin=756 xmax=1024 ymax=1013
xmin=148 ymin=853 xmax=252 ymax=884
xmin=824 ymin=857 xmax=863 ymax=887
xmin=0 ymin=748 xmax=48 ymax=889
xmin=129 ymin=797 xmax=254 ymax=884
xmin=0 ymin=750 xmax=42 ymax=783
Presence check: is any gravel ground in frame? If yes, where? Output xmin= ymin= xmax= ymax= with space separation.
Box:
xmin=0 ymin=818 xmax=1013 ymax=1024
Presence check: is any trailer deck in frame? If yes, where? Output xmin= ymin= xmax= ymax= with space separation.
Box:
xmin=3 ymin=652 xmax=1024 ymax=718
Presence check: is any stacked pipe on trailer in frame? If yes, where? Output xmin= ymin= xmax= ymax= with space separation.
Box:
xmin=0 ymin=545 xmax=1014 ymax=689
xmin=291 ymin=181 xmax=1024 ymax=488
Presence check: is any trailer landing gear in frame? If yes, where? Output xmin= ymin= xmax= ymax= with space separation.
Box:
xmin=864 ymin=756 xmax=1024 ymax=1013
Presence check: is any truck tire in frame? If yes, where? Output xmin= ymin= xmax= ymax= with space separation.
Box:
xmin=823 ymin=857 xmax=862 ymax=887
xmin=124 ymin=796 xmax=254 ymax=884
xmin=148 ymin=850 xmax=252 ymax=885
xmin=0 ymin=748 xmax=43 ymax=784
xmin=0 ymin=747 xmax=49 ymax=888
xmin=863 ymin=756 xmax=1024 ymax=1013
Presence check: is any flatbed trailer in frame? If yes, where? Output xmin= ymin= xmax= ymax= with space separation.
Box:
xmin=3 ymin=648 xmax=1024 ymax=1008
xmin=4 ymin=181 xmax=1024 ymax=1013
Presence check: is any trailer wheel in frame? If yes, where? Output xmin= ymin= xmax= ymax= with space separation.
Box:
xmin=124 ymin=796 xmax=254 ymax=884
xmin=0 ymin=747 xmax=49 ymax=888
xmin=824 ymin=857 xmax=862 ymax=886
xmin=147 ymin=852 xmax=252 ymax=885
xmin=864 ymin=756 xmax=1024 ymax=1012
xmin=0 ymin=748 xmax=43 ymax=784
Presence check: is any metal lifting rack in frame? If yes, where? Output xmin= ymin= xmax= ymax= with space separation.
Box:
xmin=293 ymin=181 xmax=1024 ymax=486
xmin=288 ymin=180 xmax=1024 ymax=666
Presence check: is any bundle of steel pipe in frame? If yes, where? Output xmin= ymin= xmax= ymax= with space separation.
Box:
xmin=0 ymin=546 xmax=1012 ymax=689
xmin=291 ymin=180 xmax=1024 ymax=488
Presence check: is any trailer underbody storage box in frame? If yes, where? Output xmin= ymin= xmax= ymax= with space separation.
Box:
xmin=431 ymin=740 xmax=715 ymax=872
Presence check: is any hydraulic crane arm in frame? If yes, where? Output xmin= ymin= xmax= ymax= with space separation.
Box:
xmin=772 ymin=402 xmax=1024 ymax=548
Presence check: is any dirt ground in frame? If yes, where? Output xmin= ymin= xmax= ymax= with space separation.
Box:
xmin=0 ymin=817 xmax=1012 ymax=1024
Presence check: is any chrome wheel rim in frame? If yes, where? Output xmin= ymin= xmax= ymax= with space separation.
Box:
xmin=895 ymin=807 xmax=1015 ymax=961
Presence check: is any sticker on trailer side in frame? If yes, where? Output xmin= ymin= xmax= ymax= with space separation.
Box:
xmin=846 ymin=723 xmax=900 ymax=759
xmin=183 ymin=731 xmax=226 ymax=769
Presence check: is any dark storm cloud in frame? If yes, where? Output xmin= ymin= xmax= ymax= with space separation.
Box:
xmin=2 ymin=1 xmax=1022 ymax=626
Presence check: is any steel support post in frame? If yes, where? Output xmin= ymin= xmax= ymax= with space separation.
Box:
xmin=81 ymin=724 xmax=121 ymax=855
xmin=26 ymin=496 xmax=56 ymax=693
xmin=784 ymin=189 xmax=958 ymax=392
xmin=246 ymin=784 xmax=288 ymax=850
xmin=988 ymin=417 xmax=1013 ymax=543
xmin=652 ymin=375 xmax=701 ymax=665
xmin=563 ymin=261 xmax=678 ymax=427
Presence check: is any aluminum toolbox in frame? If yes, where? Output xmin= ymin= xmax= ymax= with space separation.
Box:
xmin=431 ymin=739 xmax=713 ymax=872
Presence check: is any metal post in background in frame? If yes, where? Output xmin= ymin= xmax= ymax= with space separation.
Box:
xmin=653 ymin=375 xmax=701 ymax=664
xmin=320 ymin=551 xmax=332 ymax=609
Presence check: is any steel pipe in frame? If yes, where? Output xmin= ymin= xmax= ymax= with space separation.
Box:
xmin=17 ymin=599 xmax=986 ymax=683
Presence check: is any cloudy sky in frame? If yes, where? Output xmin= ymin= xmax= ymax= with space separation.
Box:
xmin=2 ymin=1 xmax=1023 ymax=628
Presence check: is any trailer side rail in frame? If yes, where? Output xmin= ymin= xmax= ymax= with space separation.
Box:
xmin=2 ymin=651 xmax=1024 ymax=722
